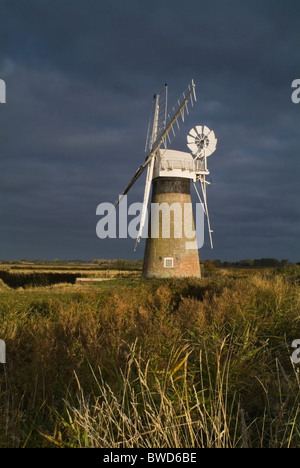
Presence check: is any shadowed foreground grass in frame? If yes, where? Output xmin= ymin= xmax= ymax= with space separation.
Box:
xmin=0 ymin=271 xmax=300 ymax=447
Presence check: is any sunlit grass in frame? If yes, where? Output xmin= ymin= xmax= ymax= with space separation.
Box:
xmin=0 ymin=270 xmax=300 ymax=447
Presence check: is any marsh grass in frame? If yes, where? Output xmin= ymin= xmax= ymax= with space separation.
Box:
xmin=0 ymin=272 xmax=300 ymax=447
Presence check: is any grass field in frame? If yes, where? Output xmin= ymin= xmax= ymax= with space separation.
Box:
xmin=0 ymin=265 xmax=300 ymax=447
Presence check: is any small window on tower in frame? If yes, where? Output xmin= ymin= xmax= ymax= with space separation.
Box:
xmin=164 ymin=257 xmax=174 ymax=268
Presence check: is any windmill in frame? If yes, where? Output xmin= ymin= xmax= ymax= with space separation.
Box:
xmin=115 ymin=80 xmax=217 ymax=278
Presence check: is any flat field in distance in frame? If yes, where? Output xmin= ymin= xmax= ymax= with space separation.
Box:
xmin=0 ymin=261 xmax=300 ymax=448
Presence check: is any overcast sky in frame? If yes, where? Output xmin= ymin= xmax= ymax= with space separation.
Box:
xmin=0 ymin=0 xmax=299 ymax=262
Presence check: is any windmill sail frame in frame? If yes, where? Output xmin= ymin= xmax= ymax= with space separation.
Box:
xmin=114 ymin=80 xmax=197 ymax=207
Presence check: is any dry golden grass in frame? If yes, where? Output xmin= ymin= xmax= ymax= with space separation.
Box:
xmin=0 ymin=271 xmax=299 ymax=447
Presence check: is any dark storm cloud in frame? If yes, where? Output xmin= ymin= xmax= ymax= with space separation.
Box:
xmin=0 ymin=0 xmax=299 ymax=261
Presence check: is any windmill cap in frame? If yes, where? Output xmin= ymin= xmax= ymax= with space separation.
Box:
xmin=153 ymin=149 xmax=197 ymax=181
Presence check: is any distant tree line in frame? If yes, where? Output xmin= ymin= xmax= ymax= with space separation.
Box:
xmin=208 ymin=258 xmax=294 ymax=268
xmin=0 ymin=258 xmax=144 ymax=271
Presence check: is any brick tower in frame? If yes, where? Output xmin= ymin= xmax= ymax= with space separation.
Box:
xmin=142 ymin=149 xmax=201 ymax=278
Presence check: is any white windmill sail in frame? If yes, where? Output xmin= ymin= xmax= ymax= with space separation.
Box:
xmin=114 ymin=80 xmax=197 ymax=209
xmin=145 ymin=84 xmax=168 ymax=153
xmin=135 ymin=89 xmax=162 ymax=250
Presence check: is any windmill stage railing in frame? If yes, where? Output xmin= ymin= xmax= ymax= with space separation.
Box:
xmin=158 ymin=158 xmax=208 ymax=174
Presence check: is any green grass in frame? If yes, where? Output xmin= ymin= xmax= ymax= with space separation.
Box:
xmin=0 ymin=271 xmax=300 ymax=447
